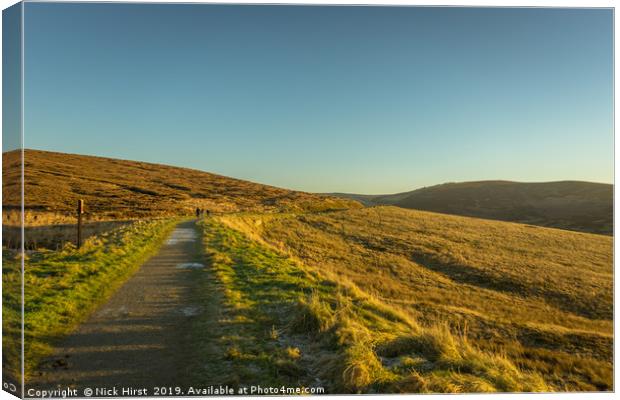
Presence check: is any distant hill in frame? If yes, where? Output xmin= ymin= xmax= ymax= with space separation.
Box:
xmin=2 ymin=149 xmax=360 ymax=224
xmin=331 ymin=180 xmax=613 ymax=235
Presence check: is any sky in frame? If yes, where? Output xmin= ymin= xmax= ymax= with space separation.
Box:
xmin=10 ymin=3 xmax=614 ymax=194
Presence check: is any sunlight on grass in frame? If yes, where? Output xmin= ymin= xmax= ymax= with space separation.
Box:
xmin=214 ymin=207 xmax=612 ymax=391
xmin=192 ymin=217 xmax=551 ymax=393
xmin=2 ymin=218 xmax=180 ymax=381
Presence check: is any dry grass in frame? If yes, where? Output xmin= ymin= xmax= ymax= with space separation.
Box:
xmin=1 ymin=149 xmax=612 ymax=392
xmin=3 ymin=219 xmax=139 ymax=250
xmin=2 ymin=209 xmax=140 ymax=227
xmin=333 ymin=180 xmax=613 ymax=235
xmin=194 ymin=218 xmax=551 ymax=393
xmin=2 ymin=149 xmax=360 ymax=222
xmin=214 ymin=206 xmax=612 ymax=391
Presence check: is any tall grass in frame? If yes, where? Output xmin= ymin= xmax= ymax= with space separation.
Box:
xmin=193 ymin=218 xmax=550 ymax=393
xmin=212 ymin=207 xmax=612 ymax=391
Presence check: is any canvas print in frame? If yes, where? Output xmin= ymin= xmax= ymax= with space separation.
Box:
xmin=1 ymin=2 xmax=614 ymax=397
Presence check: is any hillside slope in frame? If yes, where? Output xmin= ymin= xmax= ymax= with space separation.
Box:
xmin=2 ymin=149 xmax=360 ymax=224
xmin=215 ymin=206 xmax=613 ymax=391
xmin=333 ymin=180 xmax=613 ymax=235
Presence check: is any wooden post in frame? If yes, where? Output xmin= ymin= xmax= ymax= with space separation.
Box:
xmin=77 ymin=199 xmax=84 ymax=249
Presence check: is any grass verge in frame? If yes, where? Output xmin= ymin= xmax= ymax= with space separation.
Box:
xmin=192 ymin=217 xmax=549 ymax=393
xmin=217 ymin=207 xmax=612 ymax=391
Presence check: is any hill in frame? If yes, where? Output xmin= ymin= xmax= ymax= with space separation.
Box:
xmin=332 ymin=180 xmax=613 ymax=235
xmin=209 ymin=206 xmax=612 ymax=391
xmin=2 ymin=149 xmax=360 ymax=225
xmin=2 ymin=149 xmax=612 ymax=392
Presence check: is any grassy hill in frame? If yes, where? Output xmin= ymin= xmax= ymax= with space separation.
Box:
xmin=2 ymin=150 xmax=613 ymax=392
xmin=206 ymin=206 xmax=612 ymax=391
xmin=331 ymin=180 xmax=613 ymax=235
xmin=2 ymin=149 xmax=360 ymax=225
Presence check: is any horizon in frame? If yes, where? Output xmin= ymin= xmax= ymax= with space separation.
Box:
xmin=7 ymin=147 xmax=614 ymax=196
xmin=4 ymin=4 xmax=614 ymax=193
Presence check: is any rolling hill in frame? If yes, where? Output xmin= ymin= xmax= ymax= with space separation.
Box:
xmin=332 ymin=180 xmax=613 ymax=235
xmin=2 ymin=149 xmax=360 ymax=225
xmin=206 ymin=206 xmax=612 ymax=391
xmin=2 ymin=149 xmax=613 ymax=392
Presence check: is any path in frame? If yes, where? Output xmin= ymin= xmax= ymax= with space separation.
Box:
xmin=29 ymin=220 xmax=206 ymax=392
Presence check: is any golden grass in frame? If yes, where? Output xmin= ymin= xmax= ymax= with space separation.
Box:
xmin=1 ymin=149 xmax=611 ymax=392
xmin=3 ymin=219 xmax=141 ymax=250
xmin=2 ymin=149 xmax=360 ymax=222
xmin=213 ymin=206 xmax=612 ymax=391
xmin=334 ymin=180 xmax=613 ymax=235
xmin=195 ymin=218 xmax=551 ymax=393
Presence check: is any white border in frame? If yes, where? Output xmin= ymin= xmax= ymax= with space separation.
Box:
xmin=0 ymin=1 xmax=616 ymax=400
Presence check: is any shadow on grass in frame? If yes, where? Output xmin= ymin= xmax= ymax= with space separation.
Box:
xmin=189 ymin=221 xmax=324 ymax=391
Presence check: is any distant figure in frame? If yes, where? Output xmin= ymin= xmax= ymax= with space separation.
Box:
xmin=195 ymin=208 xmax=201 ymax=218
xmin=206 ymin=209 xmax=211 ymax=217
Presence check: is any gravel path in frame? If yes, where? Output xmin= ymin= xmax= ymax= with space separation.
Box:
xmin=29 ymin=220 xmax=206 ymax=394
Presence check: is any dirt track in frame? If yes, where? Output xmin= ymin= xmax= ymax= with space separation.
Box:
xmin=28 ymin=220 xmax=206 ymax=394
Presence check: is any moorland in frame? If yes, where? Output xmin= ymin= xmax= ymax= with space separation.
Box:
xmin=2 ymin=149 xmax=613 ymax=393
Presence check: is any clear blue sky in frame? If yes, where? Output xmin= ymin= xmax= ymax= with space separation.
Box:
xmin=18 ymin=4 xmax=613 ymax=194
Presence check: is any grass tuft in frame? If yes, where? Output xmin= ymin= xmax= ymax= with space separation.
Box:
xmin=289 ymin=291 xmax=335 ymax=334
xmin=193 ymin=217 xmax=554 ymax=393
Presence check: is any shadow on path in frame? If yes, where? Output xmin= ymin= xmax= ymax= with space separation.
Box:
xmin=28 ymin=220 xmax=205 ymax=393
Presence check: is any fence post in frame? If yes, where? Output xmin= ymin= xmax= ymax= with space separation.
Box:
xmin=77 ymin=199 xmax=84 ymax=248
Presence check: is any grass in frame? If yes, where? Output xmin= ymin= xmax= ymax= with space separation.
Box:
xmin=3 ymin=219 xmax=138 ymax=250
xmin=190 ymin=217 xmax=552 ymax=393
xmin=333 ymin=180 xmax=613 ymax=235
xmin=2 ymin=149 xmax=360 ymax=223
xmin=1 ymin=148 xmax=611 ymax=392
xmin=188 ymin=220 xmax=321 ymax=389
xmin=207 ymin=206 xmax=612 ymax=392
xmin=2 ymin=218 xmax=180 ymax=381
